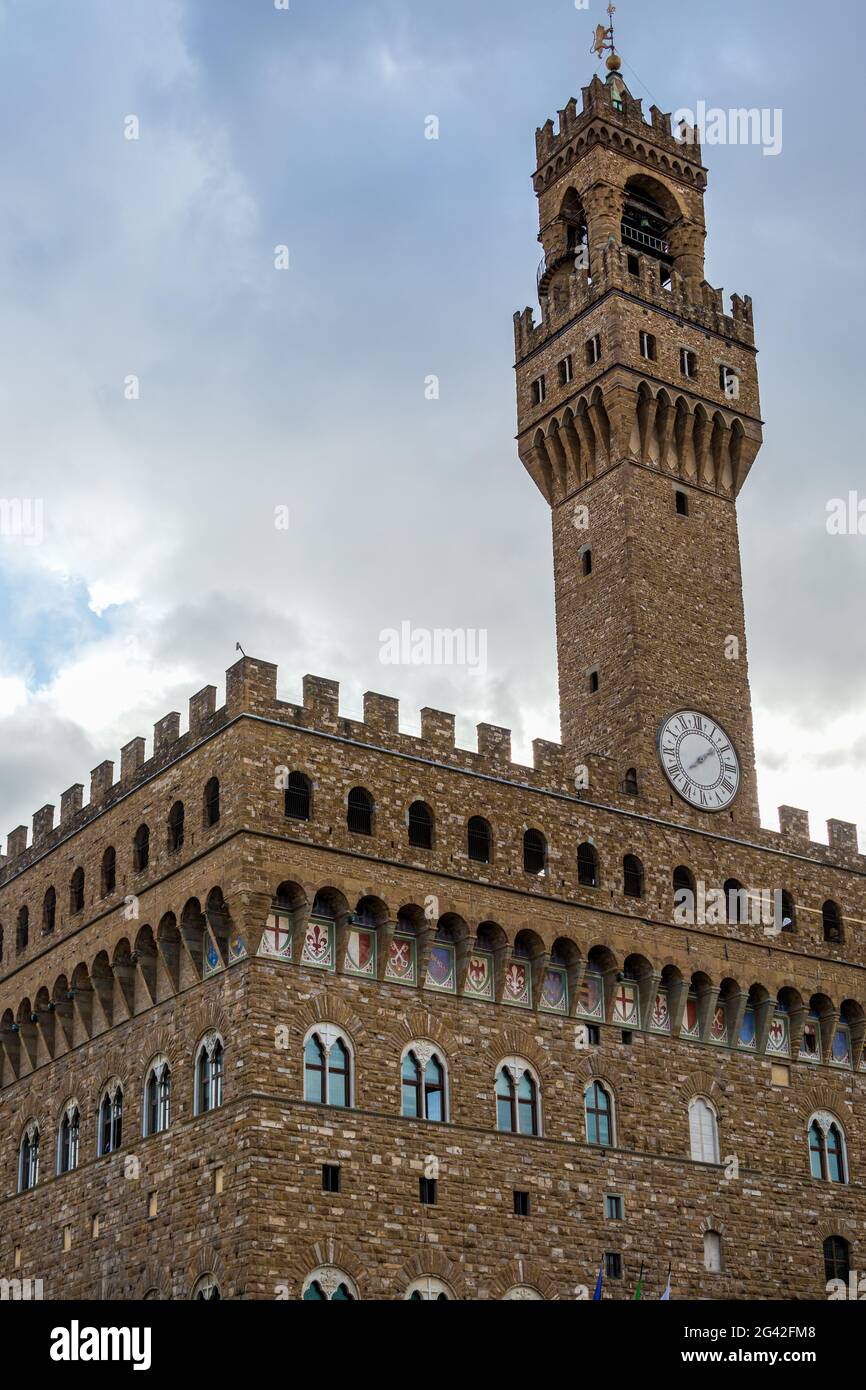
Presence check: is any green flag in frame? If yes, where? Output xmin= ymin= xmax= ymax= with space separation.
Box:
xmin=634 ymin=1262 xmax=644 ymax=1300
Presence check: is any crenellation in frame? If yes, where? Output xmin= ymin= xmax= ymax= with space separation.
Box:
xmin=828 ymin=820 xmax=860 ymax=856
xmin=120 ymin=737 xmax=146 ymax=785
xmin=302 ymin=673 xmax=340 ymax=731
xmin=59 ymin=784 xmax=84 ymax=826
xmin=226 ymin=655 xmax=279 ymax=718
xmin=779 ymin=806 xmax=811 ymax=843
xmin=6 ymin=826 xmax=27 ymax=861
xmin=532 ymin=739 xmax=566 ymax=787
xmin=153 ymin=713 xmax=181 ymax=756
xmin=363 ymin=692 xmax=399 ymax=737
xmin=31 ymin=805 xmax=54 ymax=846
xmin=476 ymin=723 xmax=512 ymax=767
xmin=420 ymin=707 xmax=456 ymax=752
xmin=89 ymin=760 xmax=114 ymax=806
xmin=535 ymin=75 xmax=702 ymax=179
xmin=189 ymin=685 xmax=217 ymax=736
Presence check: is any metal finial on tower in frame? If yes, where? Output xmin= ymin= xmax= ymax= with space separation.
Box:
xmin=591 ymin=2 xmax=622 ymax=73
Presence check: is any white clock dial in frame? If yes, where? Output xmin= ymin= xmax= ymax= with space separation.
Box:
xmin=657 ymin=710 xmax=740 ymax=811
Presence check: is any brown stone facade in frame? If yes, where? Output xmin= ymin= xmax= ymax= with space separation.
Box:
xmin=0 ymin=67 xmax=861 ymax=1304
xmin=0 ymin=655 xmax=864 ymax=1300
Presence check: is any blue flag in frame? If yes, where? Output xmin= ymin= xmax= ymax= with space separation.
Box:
xmin=593 ymin=1260 xmax=604 ymax=1301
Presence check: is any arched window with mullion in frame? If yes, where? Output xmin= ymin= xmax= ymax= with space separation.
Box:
xmin=196 ymin=1036 xmax=224 ymax=1115
xmin=810 ymin=1117 xmax=847 ymax=1183
xmin=58 ymin=1107 xmax=80 ymax=1175
xmin=98 ymin=1085 xmax=123 ymax=1156
xmin=144 ymin=1061 xmax=172 ymax=1136
xmin=585 ymin=1081 xmax=613 ymax=1147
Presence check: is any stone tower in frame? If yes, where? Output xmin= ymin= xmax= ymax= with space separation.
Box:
xmin=514 ymin=61 xmax=764 ymax=829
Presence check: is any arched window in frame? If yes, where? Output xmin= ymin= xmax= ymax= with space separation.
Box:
xmin=18 ymin=1124 xmax=39 ymax=1192
xmin=347 ymin=787 xmax=373 ymax=836
xmin=195 ymin=1033 xmax=224 ymax=1115
xmin=585 ymin=1081 xmax=613 ymax=1147
xmin=809 ymin=1115 xmax=847 ymax=1183
xmin=101 ymin=846 xmax=116 ymax=897
xmin=468 ymin=816 xmax=491 ymax=863
xmin=673 ymin=866 xmax=695 ymax=918
xmin=823 ymin=1236 xmax=850 ymax=1285
xmin=503 ymin=1286 xmax=544 ymax=1300
xmin=623 ymin=854 xmax=644 ymax=898
xmin=16 ymin=906 xmax=29 ymax=953
xmin=133 ymin=823 xmax=150 ymax=872
xmin=168 ymin=801 xmax=185 ymax=852
xmin=406 ymin=1278 xmax=452 ymax=1300
xmin=69 ymin=867 xmax=84 ymax=915
xmin=97 ymin=1081 xmax=123 ymax=1156
xmin=284 ymin=771 xmax=311 ymax=821
xmin=780 ymin=890 xmax=795 ymax=933
xmin=304 ymin=1026 xmax=352 ymax=1108
xmin=143 ymin=1057 xmax=172 ymax=1136
xmin=192 ymin=1275 xmax=221 ymax=1301
xmin=724 ymin=878 xmax=746 ymax=924
xmin=401 ymin=1045 xmax=447 ymax=1122
xmin=57 ymin=1102 xmax=81 ymax=1175
xmin=577 ymin=842 xmax=598 ymax=887
xmin=302 ymin=1268 xmax=358 ymax=1301
xmin=689 ymin=1097 xmax=720 ymax=1163
xmin=42 ymin=886 xmax=56 ymax=935
xmin=673 ymin=865 xmax=695 ymax=894
xmin=204 ymin=777 xmax=220 ymax=827
xmin=623 ymin=767 xmax=638 ymax=796
xmin=823 ymin=900 xmax=843 ymax=943
xmin=408 ymin=801 xmax=433 ymax=850
xmin=495 ymin=1060 xmax=540 ymax=1136
xmin=703 ymin=1231 xmax=723 ymax=1273
xmin=523 ymin=829 xmax=546 ymax=876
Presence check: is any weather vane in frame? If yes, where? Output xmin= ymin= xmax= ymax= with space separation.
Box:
xmin=591 ymin=2 xmax=623 ymax=73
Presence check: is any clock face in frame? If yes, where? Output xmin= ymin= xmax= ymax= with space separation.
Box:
xmin=657 ymin=710 xmax=740 ymax=811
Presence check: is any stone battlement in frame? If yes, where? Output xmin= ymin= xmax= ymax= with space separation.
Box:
xmin=0 ymin=657 xmax=862 ymax=882
xmin=534 ymin=75 xmax=704 ymax=177
xmin=514 ymin=244 xmax=755 ymax=363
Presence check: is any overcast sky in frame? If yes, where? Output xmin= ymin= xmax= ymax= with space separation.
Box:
xmin=0 ymin=0 xmax=864 ymax=850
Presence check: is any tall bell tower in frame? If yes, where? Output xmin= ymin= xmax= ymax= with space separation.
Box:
xmin=514 ymin=20 xmax=764 ymax=830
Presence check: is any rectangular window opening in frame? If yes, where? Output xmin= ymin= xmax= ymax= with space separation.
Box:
xmin=323 ymin=1163 xmax=341 ymax=1194
xmin=513 ymin=1190 xmax=530 ymax=1217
